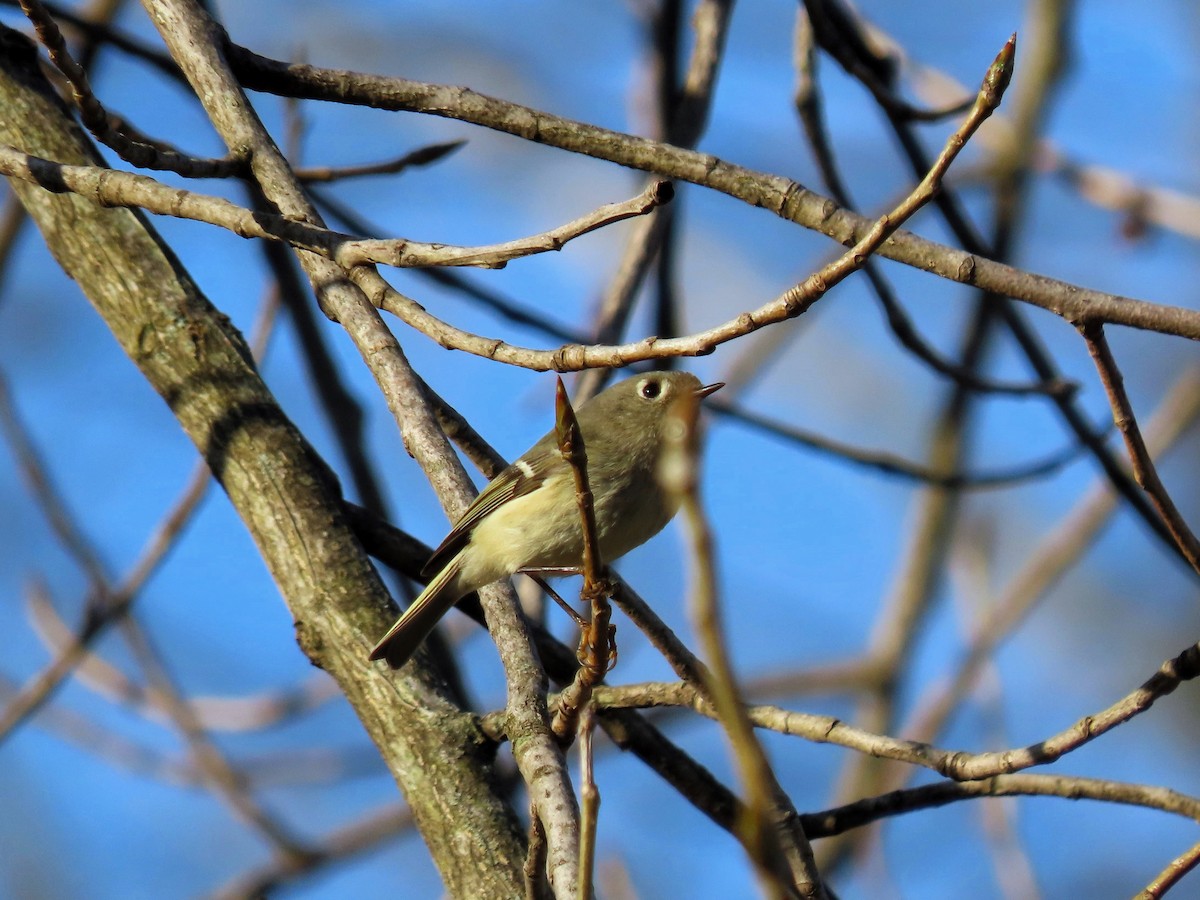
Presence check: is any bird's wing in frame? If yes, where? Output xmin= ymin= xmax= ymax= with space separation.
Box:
xmin=368 ymin=550 xmax=464 ymax=665
xmin=421 ymin=441 xmax=555 ymax=578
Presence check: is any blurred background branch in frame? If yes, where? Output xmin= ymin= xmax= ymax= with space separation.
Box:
xmin=1 ymin=1 xmax=1198 ymax=898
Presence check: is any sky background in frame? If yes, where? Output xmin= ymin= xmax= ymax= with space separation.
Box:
xmin=1 ymin=1 xmax=1199 ymax=897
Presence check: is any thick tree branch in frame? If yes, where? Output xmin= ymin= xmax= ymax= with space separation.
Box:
xmin=0 ymin=22 xmax=526 ymax=899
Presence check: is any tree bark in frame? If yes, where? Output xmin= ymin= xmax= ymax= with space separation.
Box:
xmin=0 ymin=26 xmax=525 ymax=898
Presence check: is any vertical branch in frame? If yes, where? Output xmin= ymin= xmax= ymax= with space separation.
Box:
xmin=555 ymin=376 xmax=605 ymax=591
xmin=660 ymin=392 xmax=817 ymax=899
xmin=577 ymin=707 xmax=600 ymax=900
xmin=576 ymin=0 xmax=734 ymax=401
xmin=526 ymin=811 xmax=551 ymax=900
xmin=552 ymin=377 xmax=614 ymax=740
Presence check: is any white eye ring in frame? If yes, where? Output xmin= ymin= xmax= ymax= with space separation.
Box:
xmin=639 ymin=378 xmax=663 ymax=400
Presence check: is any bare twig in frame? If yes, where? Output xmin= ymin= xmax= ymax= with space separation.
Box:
xmin=577 ymin=707 xmax=600 ymax=900
xmin=1137 ymin=839 xmax=1200 ymax=900
xmin=801 ymin=773 xmax=1200 ymax=838
xmin=1081 ymin=323 xmax=1200 ymax=573
xmin=710 ymin=396 xmax=1090 ymax=489
xmin=897 ymin=366 xmax=1200 ymax=761
xmin=594 ymin=639 xmax=1200 ymax=782
xmin=347 ymin=180 xmax=674 ymax=268
xmin=0 ymin=145 xmax=672 ymax=270
xmin=294 ymin=139 xmax=465 ymax=183
xmin=312 ymin=186 xmax=588 ymax=343
xmin=19 ymin=0 xmax=245 ymax=176
xmin=660 ymin=391 xmax=805 ymax=899
xmin=552 ymin=377 xmax=614 ymax=742
xmin=210 ymin=805 xmax=414 ymax=900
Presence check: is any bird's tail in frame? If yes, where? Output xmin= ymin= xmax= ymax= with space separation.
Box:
xmin=368 ymin=553 xmax=465 ymax=668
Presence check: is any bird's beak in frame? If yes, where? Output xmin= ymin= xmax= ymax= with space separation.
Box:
xmin=695 ymin=382 xmax=724 ymax=400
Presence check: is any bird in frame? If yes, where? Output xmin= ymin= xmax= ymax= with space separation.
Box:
xmin=369 ymin=370 xmax=723 ymax=668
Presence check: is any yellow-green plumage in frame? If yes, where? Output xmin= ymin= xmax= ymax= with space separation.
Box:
xmin=369 ymin=371 xmax=721 ymax=668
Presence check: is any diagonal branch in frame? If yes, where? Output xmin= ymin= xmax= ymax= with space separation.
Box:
xmin=551 ymin=377 xmax=614 ymax=743
xmin=1081 ymin=323 xmax=1200 ymax=574
xmin=0 ymin=18 xmax=529 ymax=897
xmin=226 ymin=43 xmax=1200 ymax=342
xmin=597 ymin=638 xmax=1200 ymax=782
xmin=0 ymin=144 xmax=672 ymax=270
xmin=20 ymin=0 xmax=245 ymax=176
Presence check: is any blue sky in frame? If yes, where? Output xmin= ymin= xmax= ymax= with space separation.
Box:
xmin=1 ymin=1 xmax=1199 ymax=897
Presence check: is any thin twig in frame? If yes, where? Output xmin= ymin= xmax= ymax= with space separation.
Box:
xmin=593 ymin=639 xmax=1200 ymax=782
xmin=19 ymin=0 xmax=245 ymax=176
xmin=294 ymin=139 xmax=465 ymax=183
xmin=1136 ymin=838 xmax=1200 ymax=900
xmin=710 ymin=396 xmax=1090 ymax=489
xmin=660 ymin=391 xmax=804 ymax=899
xmin=896 ymin=366 xmax=1200 ymax=764
xmin=577 ymin=706 xmax=600 ymax=900
xmin=0 ymin=145 xmax=672 ymax=270
xmin=347 ymin=180 xmax=674 ymax=268
xmin=552 ymin=377 xmax=614 ymax=741
xmin=1081 ymin=323 xmax=1200 ymax=573
xmin=225 ymin=42 xmax=1200 ymax=343
xmin=800 ymin=773 xmax=1200 ymax=838
xmin=312 ymin=185 xmax=588 ymax=343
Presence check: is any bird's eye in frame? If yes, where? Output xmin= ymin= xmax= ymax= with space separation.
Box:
xmin=639 ymin=378 xmax=662 ymax=400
